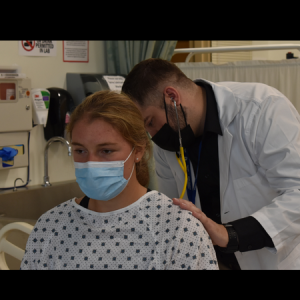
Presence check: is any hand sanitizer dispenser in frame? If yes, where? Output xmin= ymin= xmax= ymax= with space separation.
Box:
xmin=31 ymin=88 xmax=50 ymax=127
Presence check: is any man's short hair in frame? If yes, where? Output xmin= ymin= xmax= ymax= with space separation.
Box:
xmin=122 ymin=58 xmax=192 ymax=108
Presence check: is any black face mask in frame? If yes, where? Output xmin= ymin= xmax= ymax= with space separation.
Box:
xmin=151 ymin=99 xmax=196 ymax=152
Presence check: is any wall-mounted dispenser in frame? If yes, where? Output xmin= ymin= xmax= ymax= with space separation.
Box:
xmin=0 ymin=132 xmax=28 ymax=170
xmin=43 ymin=88 xmax=75 ymax=141
xmin=31 ymin=88 xmax=50 ymax=127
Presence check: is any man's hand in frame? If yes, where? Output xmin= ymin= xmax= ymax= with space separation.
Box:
xmin=172 ymin=198 xmax=229 ymax=248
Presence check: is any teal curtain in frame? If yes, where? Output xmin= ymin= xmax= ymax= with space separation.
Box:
xmin=105 ymin=40 xmax=177 ymax=75
xmin=105 ymin=41 xmax=177 ymax=191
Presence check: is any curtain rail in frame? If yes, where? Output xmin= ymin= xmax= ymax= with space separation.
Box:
xmin=172 ymin=44 xmax=300 ymax=62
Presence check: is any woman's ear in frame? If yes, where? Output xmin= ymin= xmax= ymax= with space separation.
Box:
xmin=134 ymin=145 xmax=146 ymax=163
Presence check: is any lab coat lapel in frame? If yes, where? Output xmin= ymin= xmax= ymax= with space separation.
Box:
xmin=200 ymin=79 xmax=239 ymax=213
xmin=218 ymin=130 xmax=233 ymax=213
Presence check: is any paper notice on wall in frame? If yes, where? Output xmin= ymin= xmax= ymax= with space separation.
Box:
xmin=63 ymin=41 xmax=89 ymax=62
xmin=103 ymin=76 xmax=125 ymax=93
xmin=19 ymin=41 xmax=57 ymax=56
xmin=6 ymin=89 xmax=15 ymax=100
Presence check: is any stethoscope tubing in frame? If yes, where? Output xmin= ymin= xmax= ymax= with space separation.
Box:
xmin=173 ymin=100 xmax=188 ymax=198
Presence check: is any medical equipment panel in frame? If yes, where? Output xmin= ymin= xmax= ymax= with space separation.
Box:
xmin=66 ymin=73 xmax=127 ymax=107
xmin=0 ymin=78 xmax=32 ymax=132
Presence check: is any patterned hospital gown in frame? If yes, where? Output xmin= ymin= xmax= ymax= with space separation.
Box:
xmin=20 ymin=191 xmax=218 ymax=270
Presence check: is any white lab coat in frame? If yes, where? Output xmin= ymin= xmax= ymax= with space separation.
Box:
xmin=154 ymin=79 xmax=300 ymax=270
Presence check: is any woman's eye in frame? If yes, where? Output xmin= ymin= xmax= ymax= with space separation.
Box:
xmin=102 ymin=150 xmax=112 ymax=154
xmin=74 ymin=149 xmax=86 ymax=154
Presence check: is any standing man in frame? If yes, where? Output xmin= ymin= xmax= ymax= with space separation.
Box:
xmin=122 ymin=58 xmax=300 ymax=270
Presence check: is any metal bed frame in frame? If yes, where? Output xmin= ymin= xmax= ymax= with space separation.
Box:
xmin=172 ymin=44 xmax=300 ymax=62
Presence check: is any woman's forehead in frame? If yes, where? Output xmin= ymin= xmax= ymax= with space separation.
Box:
xmin=72 ymin=117 xmax=126 ymax=144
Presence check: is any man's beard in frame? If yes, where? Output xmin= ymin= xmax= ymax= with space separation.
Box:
xmin=165 ymin=103 xmax=187 ymax=131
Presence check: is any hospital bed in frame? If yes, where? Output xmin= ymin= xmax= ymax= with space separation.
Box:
xmin=172 ymin=43 xmax=300 ymax=112
xmin=0 ymin=222 xmax=33 ymax=270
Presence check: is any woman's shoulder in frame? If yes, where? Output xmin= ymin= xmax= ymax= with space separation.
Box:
xmin=142 ymin=191 xmax=188 ymax=210
xmin=33 ymin=198 xmax=76 ymax=229
xmin=141 ymin=190 xmax=173 ymax=207
xmin=140 ymin=191 xmax=200 ymax=221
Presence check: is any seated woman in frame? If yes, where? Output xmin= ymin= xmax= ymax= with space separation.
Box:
xmin=20 ymin=91 xmax=218 ymax=270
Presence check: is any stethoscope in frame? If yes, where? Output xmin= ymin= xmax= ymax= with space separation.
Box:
xmin=172 ymin=98 xmax=202 ymax=203
xmin=172 ymin=98 xmax=188 ymax=199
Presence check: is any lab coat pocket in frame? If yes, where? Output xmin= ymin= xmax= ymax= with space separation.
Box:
xmin=233 ymin=171 xmax=277 ymax=217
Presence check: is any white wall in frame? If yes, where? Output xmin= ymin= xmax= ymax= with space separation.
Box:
xmin=252 ymin=40 xmax=300 ymax=60
xmin=0 ymin=41 xmax=107 ymax=189
xmin=0 ymin=41 xmax=107 ymax=89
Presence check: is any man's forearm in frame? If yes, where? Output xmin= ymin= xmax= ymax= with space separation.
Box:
xmin=229 ymin=216 xmax=274 ymax=252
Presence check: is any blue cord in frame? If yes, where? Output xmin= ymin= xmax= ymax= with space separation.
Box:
xmin=0 ymin=131 xmax=31 ymax=190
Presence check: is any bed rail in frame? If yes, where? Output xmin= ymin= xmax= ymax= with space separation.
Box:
xmin=172 ymin=44 xmax=300 ymax=62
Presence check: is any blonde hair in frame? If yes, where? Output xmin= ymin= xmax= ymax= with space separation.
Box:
xmin=67 ymin=90 xmax=152 ymax=187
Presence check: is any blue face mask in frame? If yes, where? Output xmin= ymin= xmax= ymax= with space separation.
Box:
xmin=74 ymin=148 xmax=135 ymax=201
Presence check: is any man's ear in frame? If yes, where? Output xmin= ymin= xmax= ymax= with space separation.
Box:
xmin=163 ymin=86 xmax=181 ymax=105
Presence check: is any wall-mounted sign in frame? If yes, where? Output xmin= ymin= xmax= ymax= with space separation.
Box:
xmin=63 ymin=41 xmax=89 ymax=63
xmin=19 ymin=41 xmax=57 ymax=56
xmin=103 ymin=76 xmax=125 ymax=93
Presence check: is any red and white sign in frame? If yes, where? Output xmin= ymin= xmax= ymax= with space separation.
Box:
xmin=21 ymin=40 xmax=36 ymax=51
xmin=63 ymin=41 xmax=89 ymax=63
xmin=19 ymin=41 xmax=57 ymax=57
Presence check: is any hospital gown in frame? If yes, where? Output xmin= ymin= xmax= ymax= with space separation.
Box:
xmin=20 ymin=191 xmax=218 ymax=270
